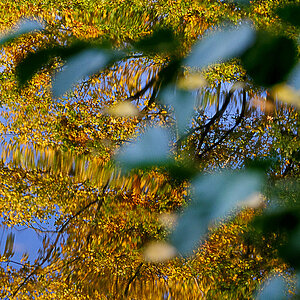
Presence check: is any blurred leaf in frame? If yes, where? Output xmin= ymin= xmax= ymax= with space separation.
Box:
xmin=104 ymin=101 xmax=139 ymax=117
xmin=271 ymin=84 xmax=300 ymax=108
xmin=115 ymin=127 xmax=171 ymax=171
xmin=241 ymin=31 xmax=297 ymax=87
xmin=276 ymin=4 xmax=300 ymax=27
xmin=185 ymin=22 xmax=255 ymax=69
xmin=134 ymin=27 xmax=180 ymax=55
xmin=252 ymin=207 xmax=300 ymax=270
xmin=245 ymin=157 xmax=278 ymax=172
xmin=177 ymin=73 xmax=207 ymax=90
xmin=0 ymin=18 xmax=43 ymax=46
xmin=288 ymin=63 xmax=300 ymax=90
xmin=143 ymin=241 xmax=177 ymax=263
xmin=53 ymin=49 xmax=112 ymax=97
xmin=158 ymin=58 xmax=183 ymax=88
xmin=171 ymin=171 xmax=263 ymax=255
xmin=255 ymin=276 xmax=286 ymax=300
xmin=161 ymin=86 xmax=196 ymax=136
xmin=161 ymin=159 xmax=199 ymax=184
xmin=158 ymin=213 xmax=178 ymax=230
xmin=16 ymin=41 xmax=96 ymax=86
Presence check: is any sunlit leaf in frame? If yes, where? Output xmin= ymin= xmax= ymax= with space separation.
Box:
xmin=115 ymin=127 xmax=171 ymax=171
xmin=255 ymin=276 xmax=286 ymax=300
xmin=186 ymin=22 xmax=255 ymax=69
xmin=171 ymin=171 xmax=263 ymax=255
xmin=0 ymin=18 xmax=44 ymax=46
xmin=53 ymin=49 xmax=112 ymax=97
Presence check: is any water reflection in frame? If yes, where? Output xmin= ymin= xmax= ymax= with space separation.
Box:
xmin=0 ymin=11 xmax=298 ymax=299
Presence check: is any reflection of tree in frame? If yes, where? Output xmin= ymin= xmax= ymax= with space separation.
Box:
xmin=0 ymin=0 xmax=299 ymax=298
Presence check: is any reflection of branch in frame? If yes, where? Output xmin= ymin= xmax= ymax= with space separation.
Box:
xmin=196 ymin=90 xmax=233 ymax=156
xmin=12 ymin=182 xmax=108 ymax=298
xmin=178 ymin=253 xmax=206 ymax=299
xmin=124 ymin=262 xmax=143 ymax=297
xmin=197 ymin=89 xmax=246 ymax=159
xmin=127 ymin=77 xmax=156 ymax=102
xmin=1 ymin=260 xmax=26 ymax=267
xmin=176 ymin=91 xmax=233 ymax=152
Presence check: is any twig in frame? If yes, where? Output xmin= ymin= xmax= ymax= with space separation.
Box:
xmin=124 ymin=262 xmax=143 ymax=297
xmin=196 ymin=90 xmax=233 ymax=156
xmin=197 ymin=89 xmax=246 ymax=159
xmin=12 ymin=182 xmax=108 ymax=298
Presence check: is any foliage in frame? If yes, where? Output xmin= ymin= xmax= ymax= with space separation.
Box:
xmin=0 ymin=0 xmax=299 ymax=299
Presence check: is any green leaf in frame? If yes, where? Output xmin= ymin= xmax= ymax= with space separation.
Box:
xmin=160 ymin=159 xmax=199 ymax=184
xmin=134 ymin=27 xmax=180 ymax=55
xmin=185 ymin=22 xmax=255 ymax=69
xmin=241 ymin=31 xmax=298 ymax=87
xmin=158 ymin=58 xmax=183 ymax=87
xmin=52 ymin=49 xmax=112 ymax=97
xmin=16 ymin=47 xmax=57 ymax=86
xmin=0 ymin=18 xmax=44 ymax=46
xmin=255 ymin=276 xmax=286 ymax=300
xmin=296 ymin=273 xmax=300 ymax=297
xmin=115 ymin=127 xmax=171 ymax=172
xmin=16 ymin=41 xmax=113 ymax=87
xmin=16 ymin=42 xmax=93 ymax=86
xmin=276 ymin=4 xmax=300 ymax=27
xmin=161 ymin=86 xmax=196 ymax=136
xmin=171 ymin=171 xmax=263 ymax=255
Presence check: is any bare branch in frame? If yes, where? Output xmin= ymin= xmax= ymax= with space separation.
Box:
xmin=124 ymin=262 xmax=143 ymax=297
xmin=197 ymin=89 xmax=246 ymax=159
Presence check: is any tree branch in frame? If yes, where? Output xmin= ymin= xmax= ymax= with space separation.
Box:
xmin=124 ymin=262 xmax=143 ymax=297
xmin=197 ymin=90 xmax=233 ymax=150
xmin=12 ymin=182 xmax=109 ymax=298
xmin=197 ymin=89 xmax=246 ymax=159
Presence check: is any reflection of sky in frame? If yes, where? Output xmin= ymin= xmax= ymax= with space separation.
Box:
xmin=0 ymin=212 xmax=58 ymax=268
xmin=0 ymin=96 xmax=59 ymax=267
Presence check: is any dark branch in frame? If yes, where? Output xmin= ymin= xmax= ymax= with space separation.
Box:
xmin=197 ymin=90 xmax=233 ymax=149
xmin=127 ymin=77 xmax=156 ymax=102
xmin=197 ymin=89 xmax=246 ymax=159
xmin=12 ymin=182 xmax=109 ymax=298
xmin=124 ymin=262 xmax=143 ymax=296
